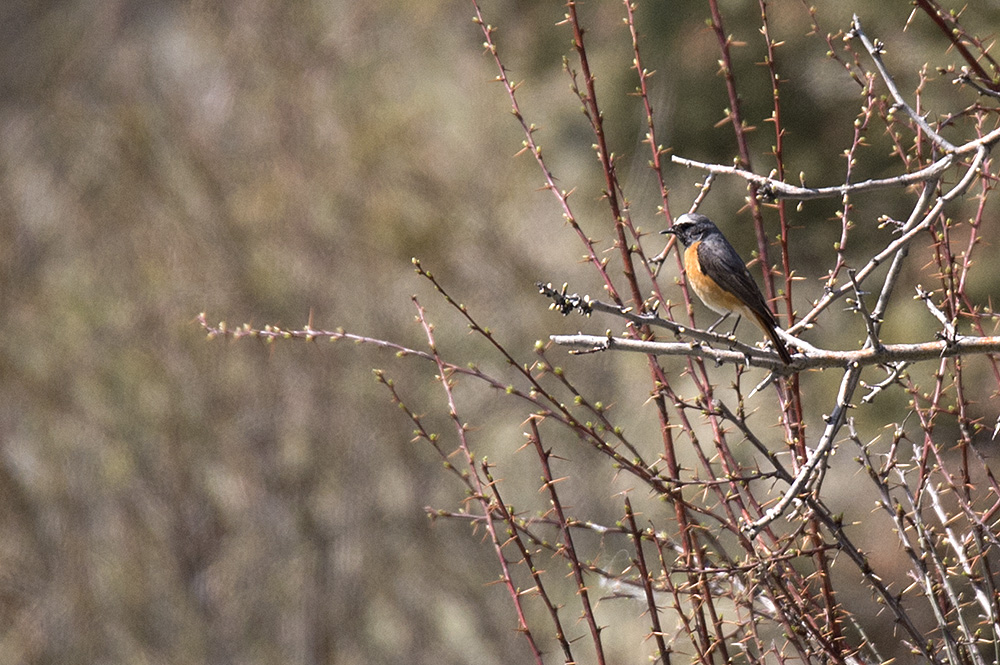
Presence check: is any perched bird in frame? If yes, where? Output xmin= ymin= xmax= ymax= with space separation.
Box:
xmin=662 ymin=213 xmax=793 ymax=364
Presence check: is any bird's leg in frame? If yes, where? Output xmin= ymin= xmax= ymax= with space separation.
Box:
xmin=706 ymin=312 xmax=731 ymax=333
xmin=728 ymin=314 xmax=742 ymax=337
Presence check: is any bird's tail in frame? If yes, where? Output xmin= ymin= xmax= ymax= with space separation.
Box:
xmin=752 ymin=311 xmax=793 ymax=364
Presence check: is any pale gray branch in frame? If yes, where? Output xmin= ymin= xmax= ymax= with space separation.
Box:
xmin=923 ymin=478 xmax=1000 ymax=657
xmin=550 ymin=332 xmax=1000 ymax=371
xmin=851 ymin=15 xmax=957 ymax=152
xmin=789 ymin=145 xmax=988 ymax=335
xmin=671 ymin=153 xmax=954 ymax=201
xmin=745 ymin=365 xmax=861 ymax=536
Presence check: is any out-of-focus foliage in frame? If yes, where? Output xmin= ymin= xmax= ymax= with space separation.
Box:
xmin=1 ymin=1 xmax=997 ymax=663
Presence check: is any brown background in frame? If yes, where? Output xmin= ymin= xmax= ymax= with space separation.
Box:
xmin=1 ymin=1 xmax=996 ymax=663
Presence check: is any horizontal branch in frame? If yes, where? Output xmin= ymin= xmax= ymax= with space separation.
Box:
xmin=536 ymin=281 xmax=788 ymax=354
xmin=549 ymin=332 xmax=1000 ymax=372
xmin=671 ymin=124 xmax=1000 ymax=202
xmin=194 ymin=312 xmax=437 ymax=360
xmin=671 ymin=153 xmax=955 ymax=201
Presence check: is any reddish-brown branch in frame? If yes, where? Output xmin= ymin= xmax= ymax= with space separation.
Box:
xmin=562 ymin=2 xmax=644 ymax=311
xmin=706 ymin=0 xmax=778 ymax=307
xmin=623 ymin=497 xmax=670 ymax=663
xmin=487 ymin=470 xmax=577 ymax=663
xmin=471 ymin=1 xmax=624 ymax=306
xmin=913 ymin=0 xmax=1000 ymax=90
xmin=528 ymin=417 xmax=607 ymax=665
xmin=414 ymin=298 xmax=544 ymax=663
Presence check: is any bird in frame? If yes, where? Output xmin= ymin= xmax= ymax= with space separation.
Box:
xmin=661 ymin=213 xmax=793 ymax=364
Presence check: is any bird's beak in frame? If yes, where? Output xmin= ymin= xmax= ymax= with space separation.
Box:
xmin=660 ymin=228 xmax=676 ymax=235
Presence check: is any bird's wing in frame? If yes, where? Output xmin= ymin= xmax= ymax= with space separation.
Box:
xmin=696 ymin=237 xmax=777 ymax=327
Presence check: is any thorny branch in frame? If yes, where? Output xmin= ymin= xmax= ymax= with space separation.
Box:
xmin=549 ymin=330 xmax=1000 ymax=367
xmin=201 ymin=3 xmax=1000 ymax=664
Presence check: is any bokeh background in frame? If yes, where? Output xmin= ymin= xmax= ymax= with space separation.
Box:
xmin=2 ymin=1 xmax=998 ymax=663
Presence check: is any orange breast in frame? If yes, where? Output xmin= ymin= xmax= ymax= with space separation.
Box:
xmin=684 ymin=241 xmax=746 ymax=316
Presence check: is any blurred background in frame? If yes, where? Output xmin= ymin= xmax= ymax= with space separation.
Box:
xmin=2 ymin=1 xmax=997 ymax=663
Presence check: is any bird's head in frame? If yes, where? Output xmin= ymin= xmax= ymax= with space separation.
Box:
xmin=661 ymin=213 xmax=719 ymax=247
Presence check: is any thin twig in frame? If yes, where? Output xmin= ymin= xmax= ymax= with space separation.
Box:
xmin=859 ymin=363 xmax=909 ymax=403
xmin=528 ymin=417 xmax=607 ymax=665
xmin=895 ymin=456 xmax=975 ymax=664
xmin=914 ymin=0 xmax=1000 ymax=92
xmin=870 ymin=182 xmax=938 ymax=330
xmin=623 ymin=497 xmax=670 ymax=663
xmin=915 ymin=285 xmax=958 ymax=341
xmin=923 ymin=477 xmax=1000 ymax=651
xmin=744 ymin=364 xmax=861 ymax=536
xmin=487 ymin=471 xmax=577 ymax=663
xmin=848 ymin=269 xmax=883 ymax=352
xmin=471 ymin=1 xmax=625 ymax=305
xmin=851 ymin=14 xmax=957 ymax=151
xmin=562 ymin=1 xmax=644 ymax=311
xmin=789 ymin=145 xmax=988 ymax=334
xmin=414 ymin=298 xmax=545 ymax=663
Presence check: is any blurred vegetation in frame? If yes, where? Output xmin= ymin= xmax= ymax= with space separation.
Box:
xmin=1 ymin=1 xmax=998 ymax=663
